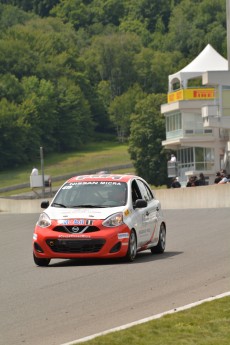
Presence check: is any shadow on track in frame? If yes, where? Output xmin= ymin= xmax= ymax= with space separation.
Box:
xmin=46 ymin=251 xmax=183 ymax=267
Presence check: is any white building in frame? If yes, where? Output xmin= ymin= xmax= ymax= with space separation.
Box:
xmin=161 ymin=44 xmax=230 ymax=185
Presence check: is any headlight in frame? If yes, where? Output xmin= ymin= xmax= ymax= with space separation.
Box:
xmin=36 ymin=213 xmax=51 ymax=228
xmin=103 ymin=212 xmax=124 ymax=227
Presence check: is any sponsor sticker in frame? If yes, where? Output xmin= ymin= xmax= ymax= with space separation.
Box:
xmin=139 ymin=228 xmax=151 ymax=236
xmin=58 ymin=234 xmax=90 ymax=238
xmin=58 ymin=219 xmax=91 ymax=225
xmin=75 ymin=175 xmax=123 ymax=180
xmin=57 ymin=219 xmax=69 ymax=225
xmin=74 ymin=219 xmax=84 ymax=225
xmin=118 ymin=233 xmax=129 ymax=239
xmin=69 ymin=182 xmax=99 ymax=185
xmin=66 ymin=181 xmax=123 ymax=186
xmin=99 ymin=182 xmax=122 ymax=185
xmin=124 ymin=209 xmax=130 ymax=216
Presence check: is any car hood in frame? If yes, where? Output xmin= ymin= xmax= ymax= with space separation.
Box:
xmin=45 ymin=206 xmax=125 ymax=221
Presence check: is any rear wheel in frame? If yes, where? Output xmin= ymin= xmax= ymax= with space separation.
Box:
xmin=125 ymin=230 xmax=137 ymax=262
xmin=151 ymin=224 xmax=166 ymax=254
xmin=33 ymin=253 xmax=50 ymax=266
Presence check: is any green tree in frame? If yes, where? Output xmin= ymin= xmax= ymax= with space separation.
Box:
xmin=129 ymin=93 xmax=168 ymax=186
xmin=55 ymin=77 xmax=94 ymax=151
xmin=0 ymin=0 xmax=59 ymax=17
xmin=51 ymin=0 xmax=90 ymax=29
xmin=0 ymin=73 xmax=23 ymax=103
xmin=164 ymin=0 xmax=226 ymax=57
xmin=109 ymin=84 xmax=145 ymax=142
xmin=90 ymin=0 xmax=125 ymax=26
xmin=0 ymin=36 xmax=38 ymax=78
xmin=133 ymin=48 xmax=184 ymax=93
xmin=119 ymin=18 xmax=151 ymax=46
xmin=7 ymin=17 xmax=80 ymax=80
xmin=122 ymin=0 xmax=172 ymax=33
xmin=21 ymin=76 xmax=58 ymax=152
xmin=0 ymin=99 xmax=31 ymax=169
xmin=97 ymin=80 xmax=113 ymax=112
xmin=83 ymin=32 xmax=142 ymax=98
xmin=18 ymin=98 xmax=42 ymax=161
xmin=0 ymin=3 xmax=33 ymax=31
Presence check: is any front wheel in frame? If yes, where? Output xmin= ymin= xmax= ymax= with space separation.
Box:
xmin=125 ymin=230 xmax=137 ymax=262
xmin=33 ymin=253 xmax=50 ymax=266
xmin=151 ymin=224 xmax=166 ymax=254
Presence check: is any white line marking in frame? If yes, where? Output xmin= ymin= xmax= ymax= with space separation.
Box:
xmin=61 ymin=291 xmax=230 ymax=345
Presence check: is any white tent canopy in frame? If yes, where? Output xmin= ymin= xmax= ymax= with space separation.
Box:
xmin=169 ymin=44 xmax=228 ymax=91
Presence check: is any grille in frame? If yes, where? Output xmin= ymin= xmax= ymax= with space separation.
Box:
xmin=53 ymin=225 xmax=100 ymax=234
xmin=46 ymin=238 xmax=105 ymax=253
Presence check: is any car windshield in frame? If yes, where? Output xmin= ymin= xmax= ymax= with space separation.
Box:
xmin=51 ymin=181 xmax=127 ymax=208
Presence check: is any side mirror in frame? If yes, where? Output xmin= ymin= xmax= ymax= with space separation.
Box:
xmin=134 ymin=199 xmax=147 ymax=209
xmin=41 ymin=200 xmax=49 ymax=209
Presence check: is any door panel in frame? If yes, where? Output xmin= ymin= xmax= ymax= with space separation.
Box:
xmin=135 ymin=180 xmax=160 ymax=246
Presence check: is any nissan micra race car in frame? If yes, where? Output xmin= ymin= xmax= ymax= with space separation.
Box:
xmin=33 ymin=174 xmax=166 ymax=266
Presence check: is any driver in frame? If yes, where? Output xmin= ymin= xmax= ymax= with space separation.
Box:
xmin=110 ymin=186 xmax=127 ymax=205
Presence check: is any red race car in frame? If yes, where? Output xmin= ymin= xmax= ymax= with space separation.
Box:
xmin=33 ymin=174 xmax=166 ymax=266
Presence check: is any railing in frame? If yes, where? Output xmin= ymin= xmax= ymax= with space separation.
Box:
xmin=177 ymin=161 xmax=215 ymax=172
xmin=166 ymin=129 xmax=183 ymax=140
xmin=166 ymin=128 xmax=213 ymax=140
xmin=168 ymin=161 xmax=215 ymax=186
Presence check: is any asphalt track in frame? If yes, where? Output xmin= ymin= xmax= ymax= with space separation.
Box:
xmin=0 ymin=208 xmax=229 ymax=345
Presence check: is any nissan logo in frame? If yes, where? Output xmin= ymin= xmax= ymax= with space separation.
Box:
xmin=72 ymin=226 xmax=80 ymax=233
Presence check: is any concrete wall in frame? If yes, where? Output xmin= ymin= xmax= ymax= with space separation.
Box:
xmin=0 ymin=184 xmax=230 ymax=213
xmin=155 ymin=184 xmax=230 ymax=209
xmin=0 ymin=198 xmax=45 ymax=214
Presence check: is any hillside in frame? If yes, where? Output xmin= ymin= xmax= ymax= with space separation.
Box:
xmin=0 ymin=0 xmax=227 ymax=185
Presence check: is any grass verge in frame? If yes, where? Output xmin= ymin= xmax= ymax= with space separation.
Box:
xmin=72 ymin=296 xmax=230 ymax=345
xmin=0 ymin=142 xmax=133 ymax=190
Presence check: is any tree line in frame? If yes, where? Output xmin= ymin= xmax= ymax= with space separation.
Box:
xmin=0 ymin=0 xmax=227 ymax=185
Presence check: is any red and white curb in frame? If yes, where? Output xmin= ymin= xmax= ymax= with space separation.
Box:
xmin=61 ymin=291 xmax=230 ymax=345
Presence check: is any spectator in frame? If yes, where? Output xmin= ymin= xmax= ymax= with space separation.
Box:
xmin=214 ymin=172 xmax=222 ymax=184
xmin=197 ymin=173 xmax=206 ymax=186
xmin=186 ymin=176 xmax=193 ymax=187
xmin=169 ymin=154 xmax=176 ymax=162
xmin=171 ymin=177 xmax=181 ymax=188
xmin=186 ymin=175 xmax=198 ymax=187
xmin=218 ymin=172 xmax=229 ymax=184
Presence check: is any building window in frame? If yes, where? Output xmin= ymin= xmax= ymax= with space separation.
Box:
xmin=176 ymin=147 xmax=214 ymax=171
xmin=166 ymin=112 xmax=182 ymax=139
xmin=166 ymin=112 xmax=182 ymax=132
xmin=177 ymin=148 xmax=193 ymax=165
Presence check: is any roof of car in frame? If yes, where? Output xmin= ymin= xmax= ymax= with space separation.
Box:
xmin=67 ymin=174 xmax=139 ymax=183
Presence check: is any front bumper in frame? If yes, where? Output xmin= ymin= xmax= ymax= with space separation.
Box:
xmin=33 ymin=223 xmax=130 ymax=259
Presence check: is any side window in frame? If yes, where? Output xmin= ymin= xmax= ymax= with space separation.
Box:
xmin=136 ymin=180 xmax=154 ymax=202
xmin=131 ymin=180 xmax=142 ymax=204
xmin=144 ymin=183 xmax=154 ymax=200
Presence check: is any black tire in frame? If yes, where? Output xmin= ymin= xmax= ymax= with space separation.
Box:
xmin=151 ymin=224 xmax=166 ymax=254
xmin=33 ymin=253 xmax=50 ymax=266
xmin=125 ymin=230 xmax=137 ymax=262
